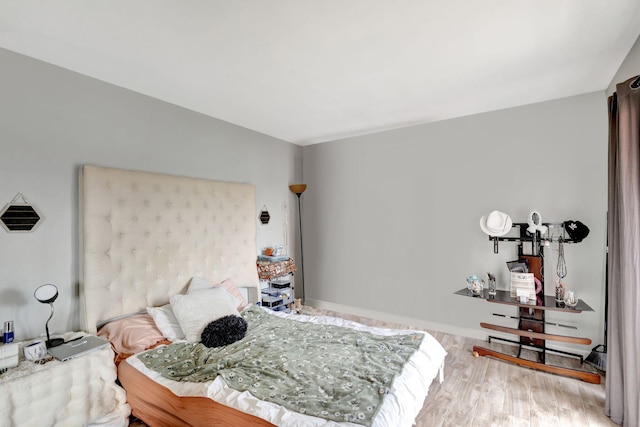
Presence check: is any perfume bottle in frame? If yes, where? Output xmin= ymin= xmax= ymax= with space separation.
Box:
xmin=555 ymin=280 xmax=565 ymax=302
xmin=3 ymin=320 xmax=14 ymax=344
xmin=487 ymin=272 xmax=497 ymax=295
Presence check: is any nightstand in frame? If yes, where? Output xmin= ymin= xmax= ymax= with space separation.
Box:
xmin=0 ymin=332 xmax=130 ymax=426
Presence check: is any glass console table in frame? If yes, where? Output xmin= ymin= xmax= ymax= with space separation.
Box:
xmin=455 ymin=288 xmax=594 ymax=312
xmin=456 ymin=288 xmax=600 ymax=384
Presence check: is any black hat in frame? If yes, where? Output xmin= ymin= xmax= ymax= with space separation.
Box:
xmin=564 ymin=220 xmax=590 ymax=242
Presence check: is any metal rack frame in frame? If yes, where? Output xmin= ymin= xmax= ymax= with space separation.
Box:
xmin=462 ymin=221 xmax=600 ymax=383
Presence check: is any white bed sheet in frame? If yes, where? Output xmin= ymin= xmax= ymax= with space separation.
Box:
xmin=127 ymin=307 xmax=446 ymax=427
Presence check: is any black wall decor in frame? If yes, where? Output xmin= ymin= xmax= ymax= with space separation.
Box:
xmin=0 ymin=193 xmax=42 ymax=232
xmin=259 ymin=205 xmax=270 ymax=224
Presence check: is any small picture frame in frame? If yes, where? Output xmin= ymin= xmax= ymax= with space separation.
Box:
xmin=510 ymin=272 xmax=536 ymax=300
xmin=506 ymin=260 xmax=528 ymax=273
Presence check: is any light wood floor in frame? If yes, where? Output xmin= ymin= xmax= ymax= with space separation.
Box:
xmin=130 ymin=306 xmax=615 ymax=427
xmin=308 ymin=307 xmax=614 ymax=427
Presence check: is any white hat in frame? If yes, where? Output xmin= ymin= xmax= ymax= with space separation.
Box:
xmin=480 ymin=210 xmax=513 ymax=236
xmin=526 ymin=209 xmax=548 ymax=235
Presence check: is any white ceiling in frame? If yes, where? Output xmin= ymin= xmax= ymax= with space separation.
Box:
xmin=1 ymin=1 xmax=640 ymax=145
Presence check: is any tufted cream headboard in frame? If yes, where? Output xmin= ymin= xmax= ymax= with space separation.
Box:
xmin=79 ymin=165 xmax=260 ymax=333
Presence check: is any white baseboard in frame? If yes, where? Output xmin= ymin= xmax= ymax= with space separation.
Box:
xmin=305 ymin=298 xmax=591 ymax=357
xmin=305 ymin=298 xmax=488 ymax=341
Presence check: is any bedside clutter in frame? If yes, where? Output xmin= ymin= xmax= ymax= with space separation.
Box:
xmin=261 ymin=278 xmax=294 ymax=312
xmin=0 ymin=332 xmax=130 ymax=425
xmin=256 ymin=257 xmax=296 ymax=313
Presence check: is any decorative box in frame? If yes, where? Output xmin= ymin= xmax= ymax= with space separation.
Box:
xmin=256 ymin=258 xmax=296 ymax=280
xmin=261 ymin=296 xmax=283 ymax=308
xmin=270 ymin=278 xmax=292 ymax=289
xmin=510 ymin=272 xmax=536 ymax=300
xmin=0 ymin=342 xmax=19 ymax=371
xmin=261 ymin=288 xmax=281 ymax=297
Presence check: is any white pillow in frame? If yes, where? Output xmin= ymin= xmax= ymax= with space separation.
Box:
xmin=170 ymin=287 xmax=239 ymax=342
xmin=188 ymin=277 xmax=250 ymax=311
xmin=188 ymin=276 xmax=212 ymax=292
xmin=146 ymin=304 xmax=185 ymax=342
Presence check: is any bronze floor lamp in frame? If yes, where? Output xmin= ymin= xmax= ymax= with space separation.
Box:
xmin=289 ymin=184 xmax=307 ymax=304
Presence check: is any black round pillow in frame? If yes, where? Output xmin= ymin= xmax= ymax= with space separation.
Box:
xmin=200 ymin=315 xmax=248 ymax=348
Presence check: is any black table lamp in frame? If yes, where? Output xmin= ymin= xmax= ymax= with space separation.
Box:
xmin=34 ymin=283 xmax=64 ymax=348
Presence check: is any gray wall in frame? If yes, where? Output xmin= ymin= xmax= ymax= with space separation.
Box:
xmin=303 ymin=91 xmax=609 ymax=349
xmin=0 ymin=48 xmax=301 ymax=341
xmin=607 ymin=34 xmax=640 ymax=96
xmin=4 ymin=32 xmax=638 ymax=349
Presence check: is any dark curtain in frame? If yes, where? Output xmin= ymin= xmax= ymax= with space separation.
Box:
xmin=606 ymin=75 xmax=640 ymax=427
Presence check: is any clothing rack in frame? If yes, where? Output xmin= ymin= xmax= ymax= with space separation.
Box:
xmin=463 ymin=220 xmax=599 ymax=383
xmin=489 ymin=222 xmax=576 ymax=254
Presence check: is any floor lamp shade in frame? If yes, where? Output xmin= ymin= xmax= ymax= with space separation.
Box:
xmin=289 ymin=184 xmax=306 ymax=304
xmin=289 ymin=184 xmax=307 ymax=195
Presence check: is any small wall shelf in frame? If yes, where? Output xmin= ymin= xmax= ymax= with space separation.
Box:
xmin=455 ymin=288 xmax=593 ymax=313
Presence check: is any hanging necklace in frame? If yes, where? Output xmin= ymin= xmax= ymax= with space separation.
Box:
xmin=556 ymin=237 xmax=567 ymax=279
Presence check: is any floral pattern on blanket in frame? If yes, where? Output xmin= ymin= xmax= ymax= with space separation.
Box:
xmin=140 ymin=305 xmax=423 ymax=426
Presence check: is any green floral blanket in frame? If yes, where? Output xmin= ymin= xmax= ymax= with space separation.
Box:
xmin=140 ymin=305 xmax=423 ymax=426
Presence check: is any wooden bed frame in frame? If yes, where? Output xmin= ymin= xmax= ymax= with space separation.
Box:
xmin=118 ymin=361 xmax=274 ymax=426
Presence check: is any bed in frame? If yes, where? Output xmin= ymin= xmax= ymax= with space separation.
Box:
xmin=79 ymin=164 xmax=447 ymax=427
